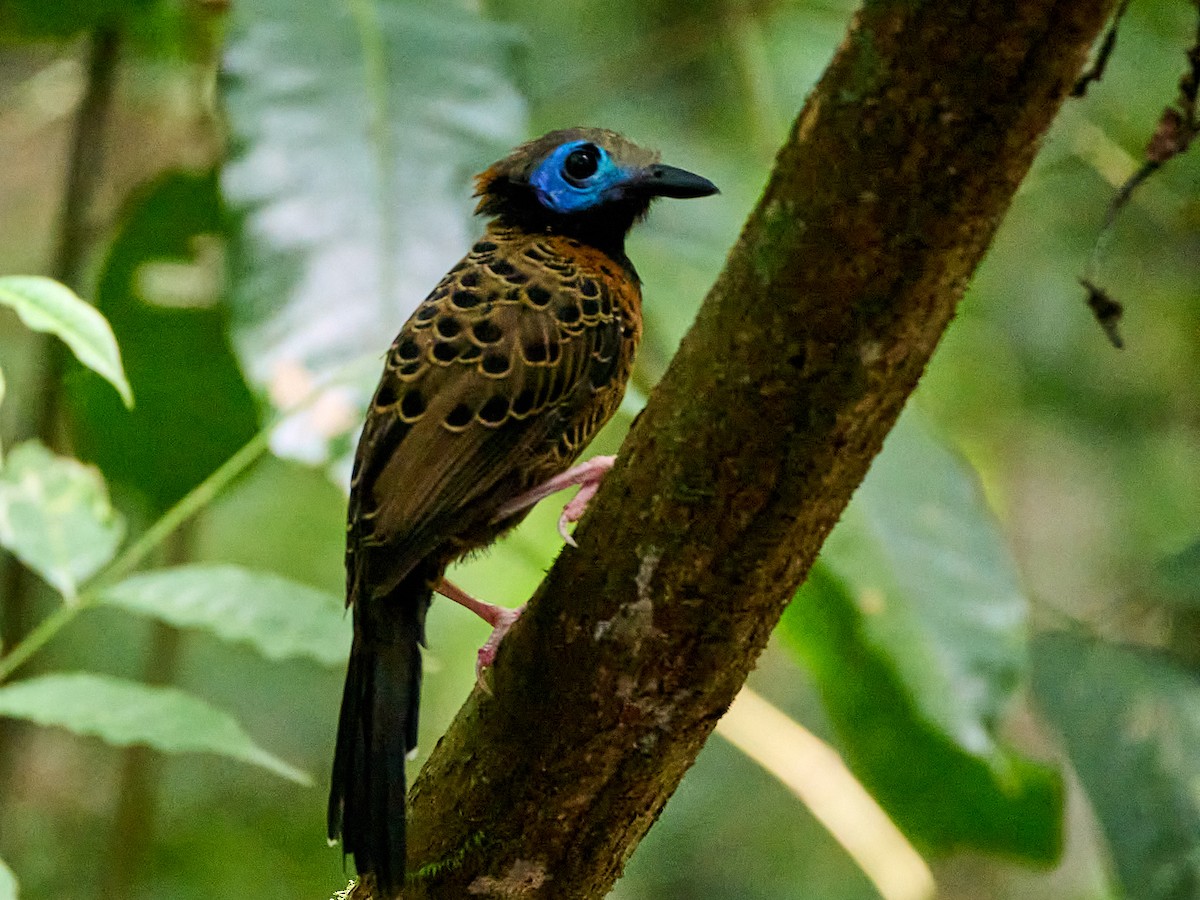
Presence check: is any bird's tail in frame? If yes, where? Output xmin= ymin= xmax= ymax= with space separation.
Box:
xmin=328 ymin=568 xmax=433 ymax=897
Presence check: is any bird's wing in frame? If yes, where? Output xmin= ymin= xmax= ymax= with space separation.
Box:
xmin=348 ymin=237 xmax=629 ymax=602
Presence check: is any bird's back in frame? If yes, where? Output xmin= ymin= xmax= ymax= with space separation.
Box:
xmin=346 ymin=223 xmax=643 ymax=606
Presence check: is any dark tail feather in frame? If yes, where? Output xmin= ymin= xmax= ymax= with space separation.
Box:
xmin=329 ymin=572 xmax=431 ymax=897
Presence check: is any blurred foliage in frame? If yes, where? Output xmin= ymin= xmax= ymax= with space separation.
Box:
xmin=1032 ymin=631 xmax=1200 ymax=898
xmin=67 ymin=170 xmax=258 ymax=513
xmin=0 ymin=0 xmax=1197 ymax=899
xmin=221 ymin=0 xmax=525 ymax=470
xmin=781 ymin=411 xmax=1060 ymax=862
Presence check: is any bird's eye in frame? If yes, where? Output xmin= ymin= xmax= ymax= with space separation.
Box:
xmin=563 ymin=144 xmax=601 ymax=181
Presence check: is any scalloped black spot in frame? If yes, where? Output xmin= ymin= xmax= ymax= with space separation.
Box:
xmin=461 ymin=345 xmax=482 ymax=362
xmin=400 ymin=389 xmax=425 ymax=420
xmin=590 ymin=354 xmax=617 ymax=389
xmin=525 ymin=286 xmax=551 ymax=307
xmin=433 ymin=342 xmax=458 ymax=363
xmin=460 ymin=270 xmax=481 ymax=287
xmin=396 ymin=338 xmax=419 ymax=361
xmin=416 ymin=304 xmax=438 ymax=321
xmin=489 ymin=260 xmax=515 ymax=277
xmin=505 ymin=270 xmax=529 ymax=284
xmin=452 ymin=290 xmax=481 ymax=309
xmin=436 ymin=317 xmax=462 ymax=339
xmin=579 ymin=279 xmax=599 ymax=297
xmin=472 ymin=320 xmax=503 ymax=344
xmin=472 ymin=241 xmax=497 ymax=254
xmin=398 ymin=362 xmax=420 ymax=377
xmin=375 ymin=380 xmax=397 ymax=407
xmin=512 ymin=388 xmax=535 ymax=417
xmin=581 ymin=298 xmax=600 ymax=317
xmin=478 ymin=396 xmax=508 ymax=425
xmin=481 ymin=353 xmax=510 ymax=376
xmin=445 ymin=403 xmax=472 ymax=429
xmin=556 ymin=303 xmax=581 ymax=324
xmin=524 ymin=339 xmax=558 ymax=364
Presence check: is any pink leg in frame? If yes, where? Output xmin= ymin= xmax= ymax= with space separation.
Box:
xmin=492 ymin=455 xmax=616 ymax=547
xmin=437 ymin=578 xmax=524 ymax=685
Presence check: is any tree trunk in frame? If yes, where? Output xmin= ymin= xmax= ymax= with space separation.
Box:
xmin=380 ymin=1 xmax=1120 ymax=897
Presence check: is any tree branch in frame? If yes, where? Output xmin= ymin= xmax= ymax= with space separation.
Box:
xmin=376 ymin=2 xmax=1120 ymax=897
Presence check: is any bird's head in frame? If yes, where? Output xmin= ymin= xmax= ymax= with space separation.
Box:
xmin=474 ymin=128 xmax=718 ymax=251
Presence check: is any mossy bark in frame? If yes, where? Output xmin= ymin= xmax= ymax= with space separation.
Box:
xmin=361 ymin=1 xmax=1121 ymax=897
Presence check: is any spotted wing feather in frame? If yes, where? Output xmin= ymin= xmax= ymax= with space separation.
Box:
xmin=346 ymin=229 xmax=636 ymax=604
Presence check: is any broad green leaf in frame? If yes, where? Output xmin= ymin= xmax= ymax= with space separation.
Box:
xmin=0 ymin=276 xmax=132 ymax=408
xmin=0 ymin=0 xmax=154 ymax=39
xmin=780 ymin=410 xmax=1061 ymax=859
xmin=0 ymin=673 xmax=308 ymax=784
xmin=1154 ymin=540 xmax=1200 ymax=610
xmin=0 ymin=364 xmax=6 ymax=465
xmin=66 ymin=171 xmax=259 ymax=512
xmin=98 ymin=564 xmax=350 ymax=666
xmin=0 ymin=441 xmax=124 ymax=599
xmin=1033 ymin=631 xmax=1200 ymax=898
xmin=222 ymin=0 xmax=525 ymax=466
xmin=0 ymin=857 xmax=14 ymax=900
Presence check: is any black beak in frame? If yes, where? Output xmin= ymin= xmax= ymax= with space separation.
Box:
xmin=638 ymin=163 xmax=719 ymax=199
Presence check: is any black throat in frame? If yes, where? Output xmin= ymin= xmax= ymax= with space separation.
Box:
xmin=480 ymin=176 xmax=647 ymax=278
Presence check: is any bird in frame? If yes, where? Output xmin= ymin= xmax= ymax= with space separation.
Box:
xmin=327 ymin=127 xmax=718 ymax=897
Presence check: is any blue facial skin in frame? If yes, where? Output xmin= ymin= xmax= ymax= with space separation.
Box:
xmin=529 ymin=140 xmax=631 ymax=214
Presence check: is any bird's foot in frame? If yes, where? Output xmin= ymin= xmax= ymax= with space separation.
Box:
xmin=492 ymin=455 xmax=616 ymax=546
xmin=436 ymin=578 xmax=525 ymax=690
xmin=474 ymin=604 xmax=525 ymax=689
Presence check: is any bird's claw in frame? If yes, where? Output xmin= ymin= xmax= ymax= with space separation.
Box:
xmin=475 ymin=604 xmax=525 ymax=692
xmin=557 ymin=481 xmax=602 ymax=546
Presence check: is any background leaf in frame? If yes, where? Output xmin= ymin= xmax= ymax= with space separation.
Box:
xmin=0 ymin=441 xmax=124 ymax=598
xmin=0 ymin=0 xmax=156 ymax=40
xmin=0 ymin=673 xmax=308 ymax=784
xmin=780 ymin=409 xmax=1061 ymax=859
xmin=0 ymin=857 xmax=15 ymax=900
xmin=1033 ymin=631 xmax=1200 ymax=899
xmin=221 ymin=0 xmax=526 ymax=468
xmin=1153 ymin=540 xmax=1200 ymax=610
xmin=0 ymin=275 xmax=132 ymax=408
xmin=97 ymin=564 xmax=349 ymax=666
xmin=65 ymin=170 xmax=259 ymax=513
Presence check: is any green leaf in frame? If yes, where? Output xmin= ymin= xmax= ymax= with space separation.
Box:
xmin=1154 ymin=540 xmax=1200 ymax=610
xmin=0 ymin=364 xmax=7 ymax=465
xmin=0 ymin=673 xmax=309 ymax=784
xmin=66 ymin=171 xmax=259 ymax=512
xmin=0 ymin=0 xmax=155 ymax=39
xmin=1033 ymin=631 xmax=1200 ymax=898
xmin=221 ymin=0 xmax=526 ymax=465
xmin=0 ymin=441 xmax=124 ymax=599
xmin=0 ymin=276 xmax=133 ymax=409
xmin=0 ymin=856 xmax=15 ymax=900
xmin=97 ymin=564 xmax=350 ymax=666
xmin=780 ymin=409 xmax=1061 ymax=859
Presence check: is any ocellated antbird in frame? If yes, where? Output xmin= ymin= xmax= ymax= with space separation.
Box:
xmin=328 ymin=128 xmax=718 ymax=896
